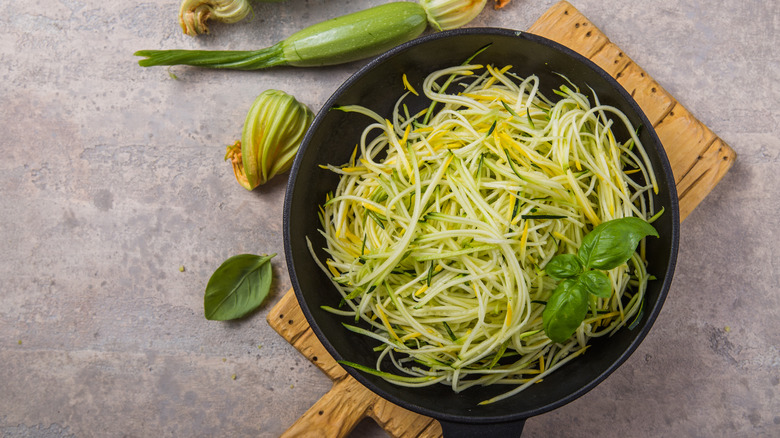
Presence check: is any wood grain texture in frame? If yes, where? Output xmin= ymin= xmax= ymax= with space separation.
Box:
xmin=269 ymin=1 xmax=736 ymax=436
xmin=528 ymin=3 xmax=609 ymax=58
xmin=280 ymin=377 xmax=377 ymax=438
xmin=369 ymin=398 xmax=442 ymax=438
xmin=269 ymin=290 xmax=347 ymax=381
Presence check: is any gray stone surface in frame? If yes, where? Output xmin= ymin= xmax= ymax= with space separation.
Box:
xmin=1 ymin=0 xmax=777 ymax=437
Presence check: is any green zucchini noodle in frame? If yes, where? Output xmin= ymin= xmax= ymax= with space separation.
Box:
xmin=309 ymin=62 xmax=659 ymax=404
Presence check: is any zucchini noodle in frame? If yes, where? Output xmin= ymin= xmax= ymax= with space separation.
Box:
xmin=310 ymin=63 xmax=658 ymax=404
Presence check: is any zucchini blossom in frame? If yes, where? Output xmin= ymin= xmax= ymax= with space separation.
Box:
xmin=225 ymin=90 xmax=314 ymax=190
xmin=419 ymin=0 xmax=488 ymax=31
xmin=179 ymin=0 xmax=284 ymax=36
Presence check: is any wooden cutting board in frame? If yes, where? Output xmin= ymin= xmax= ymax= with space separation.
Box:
xmin=267 ymin=2 xmax=736 ymax=436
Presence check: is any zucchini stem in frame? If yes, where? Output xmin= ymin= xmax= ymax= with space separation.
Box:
xmin=135 ymin=42 xmax=285 ymax=70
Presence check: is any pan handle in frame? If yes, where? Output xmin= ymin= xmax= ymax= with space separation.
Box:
xmin=439 ymin=419 xmax=526 ymax=437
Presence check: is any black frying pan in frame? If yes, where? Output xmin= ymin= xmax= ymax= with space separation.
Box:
xmin=284 ymin=28 xmax=679 ymax=436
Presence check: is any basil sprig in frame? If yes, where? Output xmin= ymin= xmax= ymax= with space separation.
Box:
xmin=204 ymin=253 xmax=276 ymax=321
xmin=542 ymin=218 xmax=658 ymax=343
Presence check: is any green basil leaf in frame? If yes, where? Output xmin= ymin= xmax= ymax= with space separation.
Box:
xmin=204 ymin=253 xmax=276 ymax=321
xmin=578 ymin=217 xmax=658 ymax=270
xmin=579 ymin=270 xmax=612 ymax=298
xmin=542 ymin=278 xmax=589 ymax=344
xmin=544 ymin=254 xmax=583 ymax=279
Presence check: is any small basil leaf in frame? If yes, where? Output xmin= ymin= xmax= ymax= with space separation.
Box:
xmin=204 ymin=253 xmax=276 ymax=321
xmin=579 ymin=270 xmax=612 ymax=298
xmin=578 ymin=217 xmax=658 ymax=271
xmin=542 ymin=278 xmax=589 ymax=344
xmin=545 ymin=254 xmax=582 ymax=279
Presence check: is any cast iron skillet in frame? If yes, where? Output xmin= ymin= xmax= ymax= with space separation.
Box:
xmin=284 ymin=28 xmax=679 ymax=436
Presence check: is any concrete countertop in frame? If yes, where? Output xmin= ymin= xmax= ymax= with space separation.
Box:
xmin=2 ymin=0 xmax=778 ymax=436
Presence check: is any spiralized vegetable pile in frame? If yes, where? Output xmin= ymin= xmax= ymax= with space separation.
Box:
xmin=310 ymin=61 xmax=659 ymax=404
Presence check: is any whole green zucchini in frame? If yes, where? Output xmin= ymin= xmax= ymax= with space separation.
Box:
xmin=136 ymin=2 xmax=428 ymax=70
